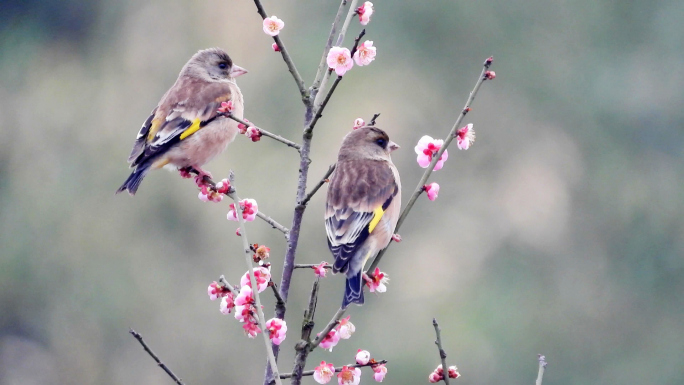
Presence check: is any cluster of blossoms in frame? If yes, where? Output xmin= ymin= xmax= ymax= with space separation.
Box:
xmin=365 ymin=267 xmax=389 ymax=293
xmin=313 ymin=349 xmax=387 ymax=384
xmin=197 ymin=178 xmax=231 ymax=203
xmin=207 ymin=266 xmax=288 ymax=345
xmin=327 ymin=41 xmax=377 ymax=76
xmin=227 ymin=198 xmax=258 ymax=222
xmin=235 ymin=119 xmax=262 ymax=142
xmin=263 ymin=16 xmax=285 ymax=36
xmin=317 ymin=315 xmax=356 ymax=352
xmin=428 ymin=365 xmax=460 ymax=383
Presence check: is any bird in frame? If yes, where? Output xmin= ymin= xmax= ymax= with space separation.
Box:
xmin=117 ymin=48 xmax=247 ymax=195
xmin=325 ymin=126 xmax=401 ymax=308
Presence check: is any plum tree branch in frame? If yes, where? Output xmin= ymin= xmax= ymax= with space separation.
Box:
xmin=279 ymin=360 xmax=388 ymax=379
xmin=311 ymin=0 xmax=350 ymax=98
xmin=224 ymin=114 xmax=301 ymax=151
xmin=433 ymin=318 xmax=450 ymax=385
xmin=252 ymin=0 xmax=309 ymax=104
xmin=228 ymin=174 xmax=282 ymax=385
xmin=308 ymin=307 xmax=347 ymax=351
xmin=129 ymin=329 xmax=185 ymax=385
xmin=367 ymin=57 xmax=494 ymax=273
xmin=536 ymin=355 xmax=547 ymax=385
xmin=301 ymin=164 xmax=335 ymax=206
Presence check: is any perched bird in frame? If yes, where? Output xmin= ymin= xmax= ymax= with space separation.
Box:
xmin=325 ymin=126 xmax=401 ymax=308
xmin=117 ymin=48 xmax=247 ymax=195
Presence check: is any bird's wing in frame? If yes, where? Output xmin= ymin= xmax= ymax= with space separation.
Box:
xmin=325 ymin=159 xmax=400 ymax=273
xmin=127 ymin=80 xmax=234 ymax=167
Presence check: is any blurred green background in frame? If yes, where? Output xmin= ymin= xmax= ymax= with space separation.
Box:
xmin=2 ymin=0 xmax=683 ymax=384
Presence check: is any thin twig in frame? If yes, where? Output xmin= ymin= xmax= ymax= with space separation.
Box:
xmin=279 ymin=360 xmax=388 ymax=379
xmin=308 ymin=307 xmax=346 ymax=351
xmin=301 ymin=164 xmax=336 ymax=206
xmin=129 ymin=329 xmax=185 ymax=385
xmin=432 ymin=318 xmax=450 ymax=385
xmin=218 ymin=275 xmax=239 ymax=296
xmin=224 ymin=114 xmax=301 ymax=151
xmin=293 ymin=264 xmax=332 ymax=269
xmin=367 ymin=58 xmax=493 ymax=274
xmin=270 ymin=281 xmax=285 ymax=306
xmin=289 ymin=279 xmax=321 ymax=384
xmin=368 ymin=113 xmax=381 ymax=126
xmin=252 ymin=0 xmax=309 ymax=104
xmin=256 ymin=212 xmax=290 ymax=237
xmin=307 ymin=29 xmax=366 ymax=133
xmin=536 ymin=355 xmax=547 ymax=385
xmin=311 ymin=0 xmax=350 ymax=99
xmin=228 ymin=174 xmax=282 ymax=385
xmin=313 ymin=0 xmax=361 ymax=107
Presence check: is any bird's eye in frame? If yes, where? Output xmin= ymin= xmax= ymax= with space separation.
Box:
xmin=218 ymin=62 xmax=227 ymax=69
xmin=375 ymin=138 xmax=386 ymax=148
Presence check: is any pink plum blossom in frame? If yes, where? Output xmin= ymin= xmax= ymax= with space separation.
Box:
xmin=485 ymin=70 xmax=496 ymax=80
xmin=198 ymin=185 xmax=223 ymax=203
xmin=215 ymin=179 xmax=231 ymax=194
xmin=455 ymin=123 xmax=476 ymax=150
xmin=217 ymin=101 xmax=233 ymax=113
xmin=336 ymin=316 xmax=355 ymax=339
xmin=208 ymin=281 xmax=230 ymax=301
xmin=353 ymin=41 xmax=376 ymax=66
xmin=235 ymin=228 xmax=242 ymax=236
xmin=234 ymin=304 xmax=253 ymax=323
xmin=318 ymin=328 xmax=341 ymax=351
xmin=219 ymin=292 xmax=235 ymax=314
xmin=243 ymin=321 xmax=261 ymax=338
xmin=356 ymin=349 xmax=370 ymax=365
xmin=353 ymin=118 xmax=365 ymax=130
xmin=414 ymin=136 xmax=449 ymax=171
xmin=314 ymin=261 xmax=329 ymax=278
xmin=448 ymin=366 xmax=460 ymax=379
xmin=240 ymin=267 xmax=271 ymax=293
xmin=237 ymin=118 xmax=250 ymax=134
xmin=357 ymin=2 xmax=374 ymax=25
xmin=373 ymin=364 xmax=387 ymax=382
xmin=254 ymin=245 xmax=271 ymax=262
xmin=314 ymin=361 xmax=335 ymax=384
xmin=365 ymin=267 xmax=389 ymax=293
xmin=245 ymin=126 xmax=262 ymax=142
xmin=424 ymin=183 xmax=440 ymax=201
xmin=263 ymin=16 xmax=284 ymax=36
xmin=327 ymin=47 xmax=354 ymax=76
xmin=265 ymin=317 xmax=287 ymax=345
xmin=428 ymin=371 xmax=442 ymax=383
xmin=234 ymin=285 xmax=254 ymax=307
xmin=227 ymin=198 xmax=259 ymax=222
xmin=272 ymin=43 xmax=280 ymax=52
xmin=337 ymin=366 xmax=361 ymax=385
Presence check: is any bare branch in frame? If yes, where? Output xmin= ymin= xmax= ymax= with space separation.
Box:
xmin=301 ymin=164 xmax=335 ymax=206
xmin=269 ymin=281 xmax=285 ymax=307
xmin=256 ymin=212 xmax=290 ymax=237
xmin=368 ymin=113 xmax=381 ymax=126
xmin=252 ymin=0 xmax=309 ymax=104
xmin=293 ymin=263 xmax=332 ymax=269
xmin=279 ymin=360 xmax=388 ymax=379
xmin=129 ymin=329 xmax=185 ymax=385
xmin=536 ymin=355 xmax=548 ymax=385
xmin=289 ymin=279 xmax=321 ymax=384
xmin=432 ymin=318 xmax=450 ymax=385
xmin=224 ymin=114 xmax=301 ymax=151
xmin=367 ymin=58 xmax=494 ymax=273
xmin=228 ymin=175 xmax=282 ymax=385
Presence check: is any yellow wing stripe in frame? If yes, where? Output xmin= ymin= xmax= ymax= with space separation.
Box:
xmin=146 ymin=118 xmax=163 ymax=141
xmin=368 ymin=206 xmax=385 ymax=234
xmin=180 ymin=118 xmax=202 ymax=140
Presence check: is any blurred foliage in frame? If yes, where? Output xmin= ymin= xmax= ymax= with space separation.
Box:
xmin=1 ymin=0 xmax=683 ymax=384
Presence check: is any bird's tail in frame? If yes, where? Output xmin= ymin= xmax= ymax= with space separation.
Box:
xmin=342 ymin=270 xmax=364 ymax=308
xmin=116 ymin=163 xmax=152 ymax=195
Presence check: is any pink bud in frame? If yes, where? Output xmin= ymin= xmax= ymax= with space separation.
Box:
xmin=484 ymin=56 xmax=494 ymax=66
xmin=236 ymin=228 xmax=242 ymax=236
xmin=265 ymin=317 xmax=287 ymax=345
xmin=485 ymin=70 xmax=496 ymax=80
xmin=336 ymin=316 xmax=355 ymax=339
xmin=219 ymin=292 xmax=235 ymax=314
xmin=245 ymin=126 xmax=262 ymax=142
xmin=356 ymin=2 xmax=374 ymax=25
xmin=314 ymin=261 xmax=329 ymax=278
xmin=215 ymin=179 xmax=231 ymax=194
xmin=424 ymin=183 xmax=440 ymax=201
xmin=448 ymin=366 xmax=460 ymax=379
xmin=353 ymin=118 xmax=365 ymax=130
xmin=428 ymin=371 xmax=442 ymax=383
xmin=237 ymin=118 xmax=250 ymax=134
xmin=356 ymin=349 xmax=371 ymax=365
xmin=272 ymin=42 xmax=281 ymax=52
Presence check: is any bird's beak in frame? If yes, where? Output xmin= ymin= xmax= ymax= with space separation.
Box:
xmin=230 ymin=65 xmax=248 ymax=77
xmin=388 ymin=141 xmax=400 ymax=152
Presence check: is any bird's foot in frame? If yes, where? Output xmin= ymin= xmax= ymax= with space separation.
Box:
xmin=192 ymin=166 xmax=213 ymax=187
xmin=362 ymin=272 xmax=372 ymax=284
xmin=391 ymin=234 xmax=402 ymax=243
xmin=179 ymin=167 xmax=193 ymax=179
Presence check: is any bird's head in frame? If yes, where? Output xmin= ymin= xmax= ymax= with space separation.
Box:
xmin=338 ymin=126 xmax=400 ymax=162
xmin=185 ymin=48 xmax=248 ymax=81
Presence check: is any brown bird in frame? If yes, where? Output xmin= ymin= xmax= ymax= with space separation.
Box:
xmin=325 ymin=126 xmax=401 ymax=308
xmin=117 ymin=48 xmax=247 ymax=195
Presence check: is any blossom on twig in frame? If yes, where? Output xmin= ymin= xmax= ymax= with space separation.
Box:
xmin=353 ymin=118 xmax=365 ymax=130
xmin=455 ymin=123 xmax=475 ymax=150
xmin=240 ymin=267 xmax=271 ymax=293
xmin=218 ymin=101 xmax=233 ymax=113
xmin=314 ymin=261 xmax=329 ymax=278
xmin=429 ymin=364 xmax=460 ymax=382
xmin=265 ymin=317 xmax=287 ymax=345
xmin=245 ymin=126 xmax=262 ymax=142
xmin=327 ymin=47 xmax=354 ymax=76
xmin=356 ymin=349 xmax=370 ymax=365
xmin=353 ymin=41 xmax=376 ymax=66
xmin=318 ymin=328 xmax=341 ymax=351
xmin=365 ymin=267 xmax=389 ymax=293
xmin=208 ymin=281 xmax=230 ymax=301
xmin=314 ymin=361 xmax=335 ymax=384
xmin=253 ymin=244 xmax=271 ymax=263
xmin=227 ymin=198 xmax=258 ymax=222
xmin=337 ymin=366 xmax=361 ymax=385
xmin=485 ymin=70 xmax=496 ymax=80
xmin=372 ymin=363 xmax=388 ymax=382
xmin=237 ymin=119 xmax=250 ymax=134
xmin=219 ymin=292 xmax=235 ymax=314
xmin=357 ymin=2 xmax=374 ymax=25
xmin=272 ymin=43 xmax=280 ymax=52
xmin=415 ymin=136 xmax=449 ymax=171
xmin=424 ymin=183 xmax=440 ymax=201
xmin=263 ymin=16 xmax=285 ymax=36
xmin=336 ymin=316 xmax=355 ymax=339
